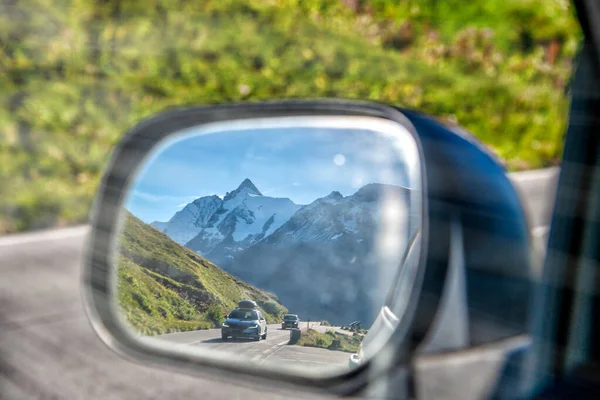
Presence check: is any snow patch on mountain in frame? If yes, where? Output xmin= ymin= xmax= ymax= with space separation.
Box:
xmin=231 ymin=195 xmax=300 ymax=242
xmin=226 ymin=183 xmax=414 ymax=325
xmin=151 ymin=179 xmax=302 ymax=259
xmin=223 ymin=178 xmax=262 ymax=201
xmin=150 ymin=195 xmax=221 ymax=245
xmin=149 ymin=180 xmax=415 ymax=325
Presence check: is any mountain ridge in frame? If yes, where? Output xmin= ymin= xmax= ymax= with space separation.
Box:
xmin=151 ymin=179 xmax=302 ymax=261
xmin=223 ymin=183 xmax=413 ymax=324
xmin=223 ymin=178 xmax=262 ymax=201
xmin=118 ymin=210 xmax=287 ymax=335
xmin=150 ymin=180 xmax=414 ymax=325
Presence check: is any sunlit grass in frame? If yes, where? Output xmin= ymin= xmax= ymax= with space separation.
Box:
xmin=117 ymin=211 xmax=287 ymax=335
xmin=0 ymin=0 xmax=582 ymax=233
xmin=296 ymin=329 xmax=363 ymax=353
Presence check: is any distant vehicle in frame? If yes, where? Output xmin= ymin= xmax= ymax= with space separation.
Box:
xmin=281 ymin=314 xmax=300 ymax=329
xmin=222 ymin=307 xmax=267 ymax=341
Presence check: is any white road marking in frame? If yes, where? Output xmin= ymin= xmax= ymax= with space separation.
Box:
xmin=259 ymin=340 xmax=289 ymax=355
xmin=183 ymin=340 xmax=207 ymax=346
xmin=0 ymin=225 xmax=89 ymax=247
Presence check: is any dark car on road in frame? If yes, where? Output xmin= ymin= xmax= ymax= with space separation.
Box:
xmin=222 ymin=308 xmax=267 ymax=341
xmin=281 ymin=314 xmax=300 ymax=329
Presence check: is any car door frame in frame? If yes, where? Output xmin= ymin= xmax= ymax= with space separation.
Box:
xmin=525 ymin=2 xmax=600 ymax=395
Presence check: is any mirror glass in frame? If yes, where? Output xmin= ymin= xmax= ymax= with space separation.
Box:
xmin=116 ymin=115 xmax=422 ymax=376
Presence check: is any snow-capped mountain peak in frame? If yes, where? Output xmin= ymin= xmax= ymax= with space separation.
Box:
xmin=323 ymin=191 xmax=344 ymax=202
xmin=223 ymin=178 xmax=262 ymax=201
xmin=151 ymin=179 xmax=301 ymax=259
xmin=147 ymin=182 xmax=413 ymax=325
xmin=150 ymin=194 xmax=221 ymax=245
xmin=225 ymin=182 xmax=413 ymax=326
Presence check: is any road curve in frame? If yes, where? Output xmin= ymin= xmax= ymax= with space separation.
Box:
xmin=155 ymin=324 xmax=293 ymax=364
xmin=0 ymin=169 xmax=558 ymax=399
xmin=153 ymin=324 xmax=349 ymax=368
xmin=0 ymin=227 xmax=336 ymax=400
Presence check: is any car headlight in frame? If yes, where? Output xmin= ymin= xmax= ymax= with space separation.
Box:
xmin=222 ymin=323 xmax=229 ymax=328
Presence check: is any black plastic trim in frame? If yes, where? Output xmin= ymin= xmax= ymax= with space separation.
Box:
xmin=81 ymin=99 xmax=431 ymax=396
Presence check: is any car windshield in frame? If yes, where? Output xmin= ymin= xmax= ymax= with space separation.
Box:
xmin=284 ymin=315 xmax=298 ymax=320
xmin=228 ymin=310 xmax=258 ymax=320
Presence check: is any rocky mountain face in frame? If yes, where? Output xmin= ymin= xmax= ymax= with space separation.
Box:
xmin=227 ymin=183 xmax=412 ymax=325
xmin=151 ymin=179 xmax=301 ymax=263
xmin=152 ymin=180 xmax=414 ymax=325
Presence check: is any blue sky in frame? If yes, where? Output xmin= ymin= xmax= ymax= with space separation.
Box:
xmin=125 ymin=122 xmax=416 ymax=223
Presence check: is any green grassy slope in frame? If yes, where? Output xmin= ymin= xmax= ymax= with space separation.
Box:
xmin=0 ymin=0 xmax=582 ymax=233
xmin=296 ymin=329 xmax=363 ymax=353
xmin=117 ymin=210 xmax=287 ymax=335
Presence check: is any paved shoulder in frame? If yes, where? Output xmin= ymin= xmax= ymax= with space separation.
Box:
xmin=0 ymin=230 xmax=332 ymax=400
xmin=0 ymin=168 xmax=559 ymax=399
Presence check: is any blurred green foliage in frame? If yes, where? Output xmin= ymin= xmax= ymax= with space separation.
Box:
xmin=0 ymin=0 xmax=582 ymax=233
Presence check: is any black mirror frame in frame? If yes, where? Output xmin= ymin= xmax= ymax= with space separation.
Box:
xmin=82 ymin=99 xmax=430 ymax=395
xmin=82 ymin=99 xmax=532 ymax=397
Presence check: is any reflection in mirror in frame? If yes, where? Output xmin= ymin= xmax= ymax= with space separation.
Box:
xmin=116 ymin=116 xmax=422 ymax=375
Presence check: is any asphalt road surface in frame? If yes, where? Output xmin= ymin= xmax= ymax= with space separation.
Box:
xmin=0 ymin=168 xmax=559 ymax=399
xmin=153 ymin=324 xmax=350 ymax=369
xmin=0 ymin=227 xmax=337 ymax=400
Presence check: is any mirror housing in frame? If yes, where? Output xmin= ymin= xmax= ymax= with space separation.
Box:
xmin=83 ymin=99 xmax=532 ymax=396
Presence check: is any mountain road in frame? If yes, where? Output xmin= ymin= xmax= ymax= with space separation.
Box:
xmin=152 ymin=323 xmax=350 ymax=368
xmin=0 ymin=168 xmax=559 ymax=399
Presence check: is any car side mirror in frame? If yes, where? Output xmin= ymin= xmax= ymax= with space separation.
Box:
xmin=83 ymin=99 xmax=532 ymax=397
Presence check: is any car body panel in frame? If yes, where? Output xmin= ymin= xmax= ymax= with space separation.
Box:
xmin=222 ymin=309 xmax=267 ymax=340
xmin=281 ymin=314 xmax=300 ymax=329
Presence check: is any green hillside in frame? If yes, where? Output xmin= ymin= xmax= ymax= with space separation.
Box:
xmin=0 ymin=0 xmax=582 ymax=234
xmin=117 ymin=210 xmax=287 ymax=335
xmin=296 ymin=329 xmax=362 ymax=353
